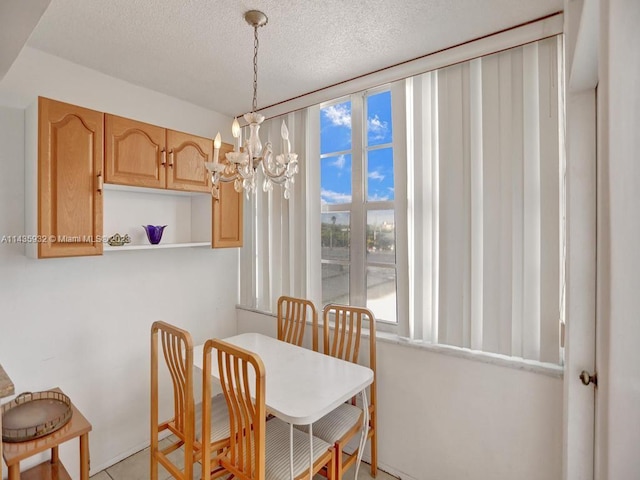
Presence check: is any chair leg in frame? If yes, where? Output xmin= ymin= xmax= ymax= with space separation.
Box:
xmin=335 ymin=443 xmax=343 ymax=480
xmin=370 ymin=428 xmax=377 ymax=477
xmin=150 ymin=445 xmax=158 ymax=480
xmin=330 ymin=449 xmax=335 ymax=480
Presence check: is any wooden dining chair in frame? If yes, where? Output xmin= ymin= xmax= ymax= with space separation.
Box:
xmin=150 ymin=321 xmax=230 ymax=480
xmin=201 ymin=338 xmax=335 ymax=480
xmin=277 ymin=295 xmax=319 ymax=351
xmin=312 ymin=304 xmax=378 ymax=479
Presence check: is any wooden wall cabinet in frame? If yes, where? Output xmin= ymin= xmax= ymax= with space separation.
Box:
xmin=166 ymin=129 xmax=212 ymax=193
xmin=105 ymin=115 xmax=165 ymax=188
xmin=105 ymin=115 xmax=212 ymax=193
xmin=212 ymin=143 xmax=243 ymax=248
xmin=27 ymin=98 xmax=243 ymax=258
xmin=37 ymin=97 xmax=104 ymax=258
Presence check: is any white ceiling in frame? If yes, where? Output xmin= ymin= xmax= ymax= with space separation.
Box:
xmin=0 ymin=0 xmax=51 ymax=80
xmin=21 ymin=0 xmax=562 ymax=117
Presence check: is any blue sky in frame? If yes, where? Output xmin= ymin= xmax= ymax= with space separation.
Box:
xmin=320 ymin=91 xmax=394 ymax=205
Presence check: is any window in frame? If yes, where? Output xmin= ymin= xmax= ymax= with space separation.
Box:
xmin=242 ymin=35 xmax=564 ymax=366
xmin=314 ymin=36 xmax=564 ymax=363
xmin=320 ymin=89 xmax=399 ymax=325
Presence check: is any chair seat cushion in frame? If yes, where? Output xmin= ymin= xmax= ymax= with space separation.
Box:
xmin=295 ymin=402 xmax=363 ymax=444
xmin=195 ymin=393 xmax=231 ymax=444
xmin=265 ymin=417 xmax=332 ymax=480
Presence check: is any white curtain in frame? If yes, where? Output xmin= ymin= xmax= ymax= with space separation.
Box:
xmin=239 ymin=110 xmax=311 ymax=312
xmin=408 ymin=36 xmax=562 ymax=363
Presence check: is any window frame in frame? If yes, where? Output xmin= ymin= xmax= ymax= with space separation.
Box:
xmin=319 ymin=84 xmax=407 ymax=333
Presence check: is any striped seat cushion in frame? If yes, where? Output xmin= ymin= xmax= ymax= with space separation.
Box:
xmin=194 ymin=393 xmax=231 ymax=443
xmin=264 ymin=417 xmax=332 ymax=480
xmin=295 ymin=403 xmax=363 ymax=444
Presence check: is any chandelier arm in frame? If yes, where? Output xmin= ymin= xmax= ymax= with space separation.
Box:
xmin=260 ymin=162 xmax=288 ymax=179
xmin=216 ymin=173 xmax=243 ymax=184
xmin=263 ymin=175 xmax=288 ymax=186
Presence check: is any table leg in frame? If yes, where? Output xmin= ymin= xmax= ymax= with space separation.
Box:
xmin=80 ymin=433 xmax=90 ymax=480
xmin=7 ymin=463 xmax=19 ymax=480
xmin=308 ymin=423 xmax=314 ymax=480
xmin=353 ymin=389 xmax=369 ymax=480
xmin=289 ymin=423 xmax=294 ymax=480
xmin=51 ymin=445 xmax=59 ymax=464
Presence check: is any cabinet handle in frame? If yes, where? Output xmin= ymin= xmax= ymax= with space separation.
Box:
xmin=97 ymin=173 xmax=103 ymax=193
xmin=161 ymin=148 xmax=166 ymax=166
xmin=169 ymin=150 xmax=174 ymax=167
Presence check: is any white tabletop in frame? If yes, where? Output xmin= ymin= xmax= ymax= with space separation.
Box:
xmin=194 ymin=332 xmax=373 ymax=425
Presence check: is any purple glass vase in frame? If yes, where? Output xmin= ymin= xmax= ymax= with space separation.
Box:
xmin=142 ymin=225 xmax=167 ymax=245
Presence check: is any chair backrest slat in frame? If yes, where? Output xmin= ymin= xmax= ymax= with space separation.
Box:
xmin=153 ymin=321 xmax=194 ymax=441
xmin=277 ymin=295 xmax=319 ymax=351
xmin=151 ymin=321 xmax=195 ymax=480
xmin=204 ymin=339 xmax=266 ymax=480
xmin=323 ymin=304 xmax=376 ymax=407
xmin=161 ymin=331 xmax=190 ymax=432
xmin=325 ymin=305 xmax=366 ymax=364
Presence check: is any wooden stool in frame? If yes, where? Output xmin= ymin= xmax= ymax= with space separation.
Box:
xmin=2 ymin=388 xmax=91 ymax=480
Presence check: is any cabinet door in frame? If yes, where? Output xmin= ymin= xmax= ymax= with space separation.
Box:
xmin=212 ymin=143 xmax=243 ymax=248
xmin=166 ymin=129 xmax=212 ymax=192
xmin=105 ymin=114 xmax=166 ymax=188
xmin=39 ymin=97 xmax=104 ymax=258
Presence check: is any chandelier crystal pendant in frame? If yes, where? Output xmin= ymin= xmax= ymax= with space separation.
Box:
xmin=205 ymin=10 xmax=299 ymax=200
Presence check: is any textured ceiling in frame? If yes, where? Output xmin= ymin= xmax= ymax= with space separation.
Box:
xmin=0 ymin=0 xmax=51 ymax=80
xmin=26 ymin=0 xmax=562 ymax=117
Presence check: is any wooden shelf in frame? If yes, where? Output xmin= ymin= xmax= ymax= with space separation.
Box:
xmin=104 ymin=242 xmax=210 ymax=252
xmin=103 ymin=187 xmax=211 ymax=249
xmin=19 ymin=460 xmax=72 ymax=480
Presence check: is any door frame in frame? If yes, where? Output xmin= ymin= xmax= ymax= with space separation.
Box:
xmin=562 ymin=1 xmax=599 ymax=479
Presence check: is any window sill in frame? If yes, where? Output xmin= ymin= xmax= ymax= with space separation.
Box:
xmin=376 ymin=332 xmax=564 ymax=378
xmin=236 ymin=305 xmax=564 ymax=379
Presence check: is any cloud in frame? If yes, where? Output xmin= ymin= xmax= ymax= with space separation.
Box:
xmin=368 ymin=114 xmax=389 ymax=140
xmin=321 ymin=189 xmax=352 ymax=204
xmin=368 ymin=192 xmax=390 ymax=201
xmin=330 ymin=154 xmax=347 ymax=169
xmin=368 ymin=170 xmax=385 ymax=181
xmin=323 ymin=104 xmax=351 ymax=128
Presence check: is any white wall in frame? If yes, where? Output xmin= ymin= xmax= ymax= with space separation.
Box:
xmin=237 ymin=309 xmax=563 ymax=480
xmin=0 ymin=48 xmax=238 ymax=478
xmin=596 ymin=0 xmax=640 ymax=478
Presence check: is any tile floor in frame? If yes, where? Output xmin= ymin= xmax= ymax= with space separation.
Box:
xmin=90 ymin=439 xmax=398 ymax=480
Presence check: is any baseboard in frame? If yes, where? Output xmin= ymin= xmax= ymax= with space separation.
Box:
xmin=348 ymin=450 xmax=419 ymax=480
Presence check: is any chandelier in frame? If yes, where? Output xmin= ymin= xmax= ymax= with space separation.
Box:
xmin=206 ymin=10 xmax=299 ymax=200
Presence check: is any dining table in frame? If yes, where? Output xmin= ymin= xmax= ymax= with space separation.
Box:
xmin=193 ymin=332 xmax=374 ymax=480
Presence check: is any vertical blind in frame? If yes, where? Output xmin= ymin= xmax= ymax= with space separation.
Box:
xmin=239 ymin=110 xmax=310 ymax=312
xmin=408 ymin=36 xmax=563 ymax=363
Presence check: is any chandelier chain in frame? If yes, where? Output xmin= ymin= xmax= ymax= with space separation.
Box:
xmin=252 ymin=25 xmax=259 ymax=113
xmin=206 ymin=10 xmax=298 ymax=201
